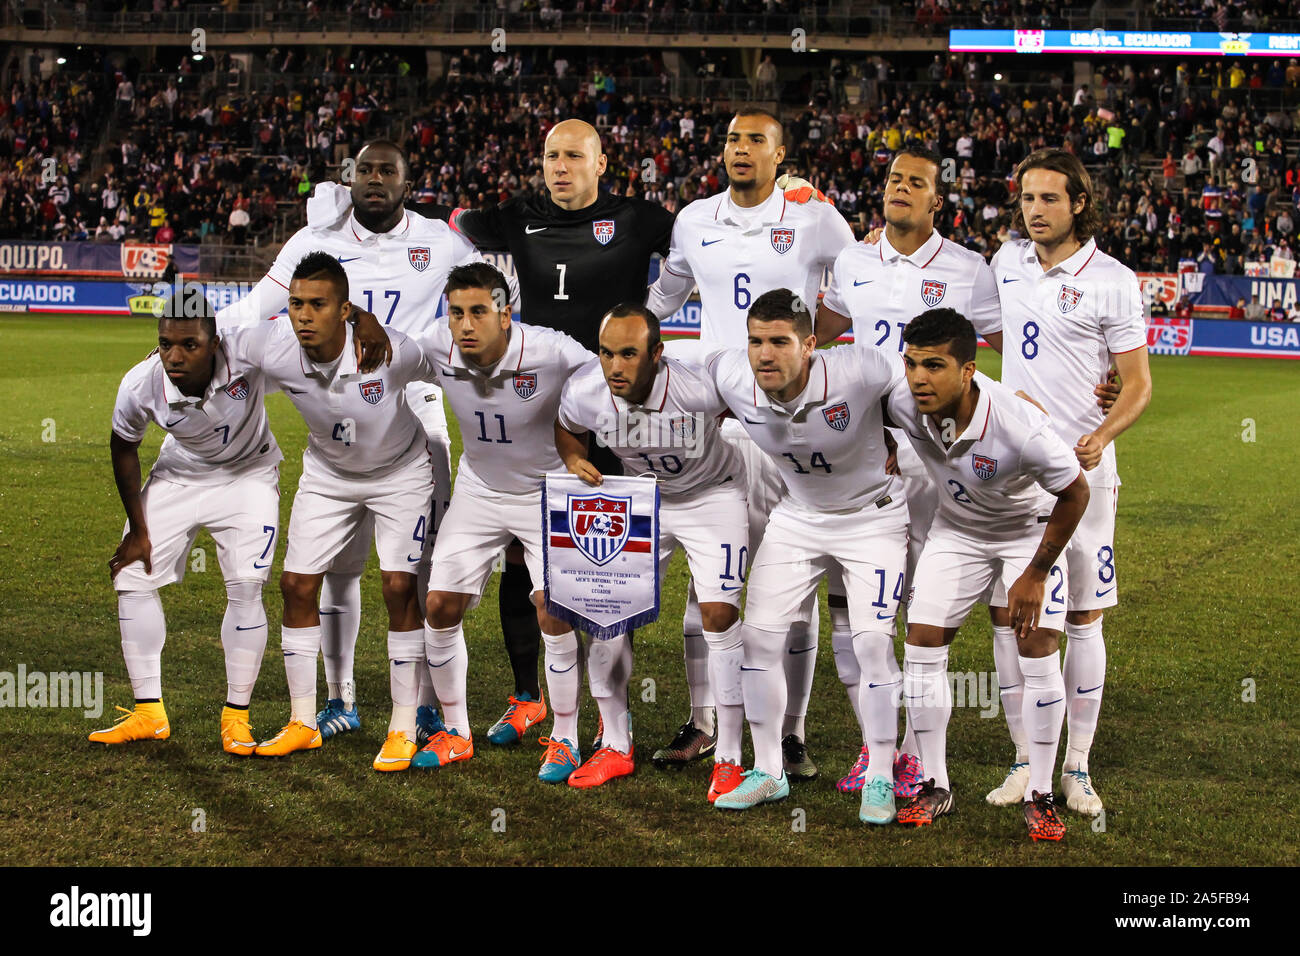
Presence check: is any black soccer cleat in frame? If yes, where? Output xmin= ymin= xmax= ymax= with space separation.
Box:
xmin=651 ymin=719 xmax=717 ymax=770
xmin=781 ymin=733 xmax=819 ymax=781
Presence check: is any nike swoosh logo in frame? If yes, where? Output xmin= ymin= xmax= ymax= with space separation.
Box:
xmin=852 ymin=279 xmax=873 ymax=287
xmin=743 ymin=417 xmax=762 ymax=424
xmin=1095 ymin=586 xmax=1115 ymax=597
xmin=235 ymin=624 xmax=265 ymax=631
xmin=390 ymin=660 xmax=410 ymax=666
xmin=1036 ymin=698 xmax=1064 ymax=707
xmin=283 ymin=651 xmax=295 ymax=657
xmin=1002 ymin=277 xmax=1019 ymax=283
xmin=999 ymin=684 xmax=1020 ymax=691
xmin=867 ymin=680 xmax=901 ymax=688
xmin=448 ymin=745 xmax=471 ymax=758
xmin=337 ymin=256 xmax=361 ymax=263
xmin=739 ymin=666 xmax=765 ymax=672
xmin=155 ymin=727 xmax=167 ymax=736
xmin=903 ymin=694 xmax=927 ymax=700
xmin=876 ymin=611 xmax=895 ymax=620
xmin=165 ymin=418 xmax=185 ymax=427
xmin=406 ymin=553 xmax=422 ymax=562
xmin=788 ymin=646 xmax=815 ymax=655
xmin=285 ymin=388 xmax=308 ymax=395
xmin=548 ymin=662 xmax=577 ymax=674
xmin=1044 ymin=607 xmax=1063 ymax=615
xmin=525 ymin=225 xmax=547 ymax=234
xmin=720 ymin=584 xmax=743 ymax=592
xmin=701 ymin=238 xmax=723 ymax=246
xmin=1076 ymin=683 xmax=1104 ymax=695
xmin=318 ymin=609 xmax=343 ymax=616
xmin=429 ymin=657 xmax=455 ymax=668
xmin=253 ymin=562 xmax=270 ymax=569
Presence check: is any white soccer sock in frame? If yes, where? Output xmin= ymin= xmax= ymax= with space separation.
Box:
xmin=683 ymin=630 xmax=715 ymax=736
xmin=416 ymin=660 xmax=436 ymax=709
xmin=117 ymin=590 xmax=166 ymax=700
xmin=703 ymin=620 xmax=745 ymax=764
xmin=830 ymin=620 xmax=864 ymax=742
xmin=1020 ymin=651 xmax=1066 ymax=799
xmin=855 ymin=629 xmax=901 ymax=785
xmin=281 ymin=625 xmax=322 ymax=727
xmin=220 ymin=580 xmax=267 ymax=708
xmin=993 ymin=623 xmax=1029 ymax=763
xmin=782 ymin=590 xmax=819 ymax=738
xmin=898 ymin=602 xmax=918 ymax=758
xmin=742 ymin=623 xmax=788 ymax=777
xmin=424 ymin=622 xmax=469 ymax=736
xmin=387 ymin=629 xmax=423 ymax=736
xmin=587 ymin=633 xmax=633 ymax=753
xmin=319 ymin=571 xmax=361 ymax=705
xmin=1063 ymin=617 xmax=1105 ymax=772
xmin=542 ymin=630 xmax=580 ymax=743
xmin=903 ymin=644 xmax=951 ymax=791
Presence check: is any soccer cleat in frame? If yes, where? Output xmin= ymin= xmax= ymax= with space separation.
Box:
xmin=487 ymin=692 xmax=547 ymax=746
xmin=652 ymin=719 xmax=717 ymax=770
xmin=781 ymin=734 xmax=819 ymax=781
xmin=568 ymin=746 xmax=635 ymax=789
xmin=255 ymin=720 xmax=322 ymax=757
xmin=1024 ymin=790 xmax=1066 ymax=842
xmin=837 ymin=744 xmax=871 ymax=793
xmin=1060 ymin=769 xmax=1104 ymax=817
xmin=220 ymin=706 xmax=256 ymax=756
xmin=316 ymin=698 xmax=360 ymax=740
xmin=714 ymin=768 xmax=791 ymax=810
xmin=897 ymin=779 xmax=956 ymax=826
xmin=894 ymin=749 xmax=925 ymax=798
xmin=985 ymin=761 xmax=1030 ymax=806
xmin=415 ymin=704 xmax=446 ymax=747
xmin=373 ymin=730 xmax=418 ymax=772
xmin=859 ymin=775 xmax=897 ymax=825
xmin=707 ymin=760 xmax=745 ymax=804
xmin=410 ymin=729 xmax=474 ymax=769
xmin=88 ymin=702 xmax=170 ymax=745
xmin=537 ymin=736 xmax=581 ymax=784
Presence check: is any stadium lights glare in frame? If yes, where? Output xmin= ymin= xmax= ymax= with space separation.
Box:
xmin=57 ymin=57 xmax=67 ymax=65
xmin=994 ymin=72 xmax=1003 ymax=80
xmin=192 ymin=54 xmax=203 ymax=61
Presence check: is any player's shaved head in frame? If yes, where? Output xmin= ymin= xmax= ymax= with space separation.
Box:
xmin=544 ymin=120 xmax=608 ymax=210
xmin=600 ymin=303 xmax=661 ymax=353
xmin=155 ymin=282 xmax=216 ymax=341
xmin=357 ymin=140 xmax=411 ymax=182
xmin=545 ymin=119 xmax=602 ymax=156
xmin=351 ymin=140 xmax=412 ymax=234
xmin=599 ymin=304 xmax=663 ymax=404
xmin=732 ymin=107 xmax=785 ymax=148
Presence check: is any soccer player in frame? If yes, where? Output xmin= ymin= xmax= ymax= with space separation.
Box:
xmin=704 ymin=290 xmax=908 ymax=813
xmin=409 ymin=263 xmax=595 ymax=780
xmin=988 ymin=149 xmax=1152 ymax=816
xmin=93 ymin=287 xmax=282 ymax=754
xmin=216 ymin=140 xmax=488 ymax=746
xmin=556 ymin=304 xmax=749 ymax=799
xmin=239 ymin=253 xmax=439 ymax=772
xmin=647 ymin=108 xmax=857 ymax=780
xmin=884 ymin=308 xmax=1090 ymax=839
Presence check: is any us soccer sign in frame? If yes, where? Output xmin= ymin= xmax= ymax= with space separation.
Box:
xmin=770 ymin=227 xmax=794 ymax=254
xmin=593 ymin=220 xmax=615 ymax=245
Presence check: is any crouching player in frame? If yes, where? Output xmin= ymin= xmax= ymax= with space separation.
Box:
xmin=95 ymin=288 xmax=282 ymax=754
xmin=556 ymin=304 xmax=749 ymax=798
xmin=884 ymin=309 xmax=1090 ymax=841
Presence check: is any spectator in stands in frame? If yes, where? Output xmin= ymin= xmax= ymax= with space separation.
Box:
xmin=754 ymin=55 xmax=777 ymax=100
xmin=1197 ymin=240 xmax=1220 ymax=275
xmin=1269 ymin=298 xmax=1288 ymax=321
xmin=228 ymin=203 xmax=249 ymax=245
xmin=1175 ymin=294 xmax=1194 ymax=319
xmin=1163 ymin=150 xmax=1177 ymax=190
xmin=1182 ymin=145 xmax=1203 ymax=191
xmin=1245 ymin=295 xmax=1268 ymax=321
xmin=1228 ymin=297 xmax=1246 ymax=320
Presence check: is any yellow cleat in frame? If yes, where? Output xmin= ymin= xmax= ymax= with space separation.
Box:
xmin=373 ymin=730 xmax=418 ymax=772
xmin=254 ymin=719 xmax=322 ymax=757
xmin=88 ymin=702 xmax=169 ymax=744
xmin=220 ymin=706 xmax=257 ymax=756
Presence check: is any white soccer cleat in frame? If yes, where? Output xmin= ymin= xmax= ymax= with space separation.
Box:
xmin=1060 ymin=769 xmax=1104 ymax=817
xmin=985 ymin=761 xmax=1030 ymax=806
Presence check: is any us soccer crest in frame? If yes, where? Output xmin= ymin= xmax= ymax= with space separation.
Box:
xmin=823 ymin=402 xmax=850 ymax=431
xmin=669 ymin=416 xmax=695 ymax=440
xmin=921 ymin=279 xmax=947 ymax=308
xmin=770 ymin=227 xmax=795 ymax=255
xmin=593 ymin=220 xmax=615 ymax=245
xmin=567 ymin=494 xmax=630 ymax=566
xmin=408 ymin=246 xmax=431 ymax=272
xmin=972 ymin=454 xmax=997 ymax=480
xmin=513 ymin=372 xmax=537 ymax=399
xmin=1058 ymin=285 xmax=1084 ymax=313
xmin=359 ymin=380 xmax=385 ymax=405
xmin=225 ymin=377 xmax=249 ymax=401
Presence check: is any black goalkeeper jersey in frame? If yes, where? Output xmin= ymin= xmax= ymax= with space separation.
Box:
xmin=411 ymin=190 xmax=675 ymax=353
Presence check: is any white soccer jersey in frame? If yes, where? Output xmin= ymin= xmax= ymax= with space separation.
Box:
xmin=112 ymin=326 xmax=282 ymax=486
xmin=886 ymin=371 xmax=1083 ymax=540
xmin=236 ymin=318 xmax=434 ymax=480
xmin=557 ymin=356 xmax=739 ymax=499
xmin=822 ymin=230 xmax=1001 ymax=352
xmin=425 ymin=319 xmax=593 ymax=496
xmin=648 ymin=187 xmax=855 ymax=350
xmin=993 ymin=237 xmax=1146 ymax=486
xmin=707 ymin=344 xmax=903 ymax=512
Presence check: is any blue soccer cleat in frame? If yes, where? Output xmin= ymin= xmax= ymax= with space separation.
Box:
xmin=859 ymin=775 xmax=897 ymax=825
xmin=416 ymin=704 xmax=446 ymax=747
xmin=714 ymin=768 xmax=791 ymax=810
xmin=538 ymin=736 xmax=581 ymax=784
xmin=316 ymin=699 xmax=360 ymax=740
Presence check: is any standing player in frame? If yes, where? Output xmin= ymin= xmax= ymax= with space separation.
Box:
xmin=93 ymin=288 xmax=282 ymax=754
xmin=238 ymin=253 xmax=439 ymax=772
xmin=884 ymin=309 xmax=1090 ymax=839
xmin=409 ymin=264 xmax=595 ymax=780
xmin=705 ymin=290 xmax=908 ymax=815
xmin=556 ymin=304 xmax=749 ymax=800
xmin=647 ymin=108 xmax=857 ymax=780
xmin=989 ymin=149 xmax=1152 ymax=816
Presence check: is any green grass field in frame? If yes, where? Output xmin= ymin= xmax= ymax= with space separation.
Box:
xmin=0 ymin=313 xmax=1296 ymax=866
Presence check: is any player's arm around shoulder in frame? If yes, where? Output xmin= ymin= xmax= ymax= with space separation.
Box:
xmin=555 ymin=371 xmax=602 ymax=487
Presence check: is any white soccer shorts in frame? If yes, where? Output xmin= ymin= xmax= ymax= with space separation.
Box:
xmin=113 ymin=467 xmax=280 ymax=590
xmin=911 ymin=518 xmax=1069 ymax=631
xmin=721 ymin=418 xmax=785 ymax=549
xmin=893 ymin=431 xmax=938 ymax=585
xmin=742 ymin=495 xmax=908 ymax=634
xmin=428 ymin=481 xmax=546 ymax=599
xmin=283 ymin=456 xmax=434 ymax=575
xmin=657 ymin=480 xmax=749 ymax=607
xmin=1065 ymin=481 xmax=1118 ymax=612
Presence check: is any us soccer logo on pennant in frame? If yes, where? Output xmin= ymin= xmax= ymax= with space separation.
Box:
xmin=408 ymin=246 xmax=431 ymax=272
xmin=823 ymin=402 xmax=850 ymax=431
xmin=1058 ymin=285 xmax=1084 ymax=313
xmin=921 ymin=279 xmax=947 ymax=308
xmin=593 ymin=220 xmax=615 ymax=245
xmin=359 ymin=380 xmax=384 ymax=405
xmin=568 ymin=494 xmax=630 ymax=566
xmin=972 ymin=454 xmax=998 ymax=480
xmin=225 ymin=377 xmax=249 ymax=401
xmin=770 ymin=227 xmax=794 ymax=254
xmin=513 ymin=372 xmax=537 ymax=399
